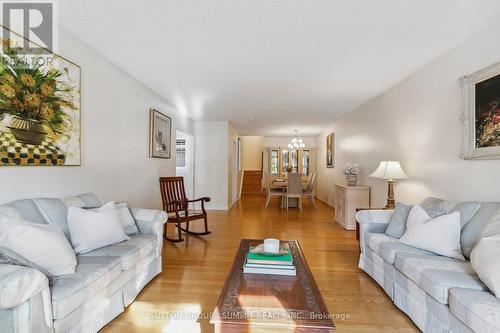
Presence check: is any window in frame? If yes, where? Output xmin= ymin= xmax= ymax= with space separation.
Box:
xmin=302 ymin=150 xmax=310 ymax=176
xmin=176 ymin=139 xmax=186 ymax=167
xmin=291 ymin=150 xmax=298 ymax=173
xmin=270 ymin=149 xmax=279 ymax=175
xmin=281 ymin=149 xmax=289 ymax=174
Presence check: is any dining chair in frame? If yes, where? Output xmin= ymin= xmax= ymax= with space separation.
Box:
xmin=284 ymin=172 xmax=302 ymax=210
xmin=302 ymin=171 xmax=317 ymax=208
xmin=264 ymin=172 xmax=284 ymax=208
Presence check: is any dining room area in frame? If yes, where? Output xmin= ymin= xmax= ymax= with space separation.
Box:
xmin=252 ymin=132 xmax=317 ymax=210
xmin=239 ymin=134 xmax=318 ymax=210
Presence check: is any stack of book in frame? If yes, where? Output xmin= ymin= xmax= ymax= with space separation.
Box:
xmin=243 ymin=246 xmax=296 ymax=276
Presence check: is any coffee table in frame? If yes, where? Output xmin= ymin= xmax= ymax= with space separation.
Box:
xmin=211 ymin=239 xmax=335 ymax=332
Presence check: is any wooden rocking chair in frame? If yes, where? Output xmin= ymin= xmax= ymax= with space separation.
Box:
xmin=159 ymin=176 xmax=211 ymax=243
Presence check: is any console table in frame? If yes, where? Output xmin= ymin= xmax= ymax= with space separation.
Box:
xmin=334 ymin=185 xmax=370 ymax=230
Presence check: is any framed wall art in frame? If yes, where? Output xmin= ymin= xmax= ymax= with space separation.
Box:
xmin=149 ymin=108 xmax=171 ymax=159
xmin=461 ymin=61 xmax=500 ymax=159
xmin=0 ymin=27 xmax=81 ymax=166
xmin=326 ymin=132 xmax=334 ymax=168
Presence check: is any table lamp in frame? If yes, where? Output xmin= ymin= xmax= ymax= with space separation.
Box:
xmin=369 ymin=160 xmax=408 ymax=209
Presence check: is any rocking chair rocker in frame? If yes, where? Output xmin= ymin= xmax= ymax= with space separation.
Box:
xmin=159 ymin=176 xmax=212 ymax=242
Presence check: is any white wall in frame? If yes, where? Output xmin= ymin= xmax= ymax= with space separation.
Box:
xmin=241 ymin=136 xmax=263 ymax=170
xmin=194 ymin=121 xmax=229 ymax=210
xmin=0 ymin=30 xmax=194 ymax=207
xmin=228 ymin=123 xmax=242 ymax=208
xmin=316 ymin=18 xmax=500 ymax=208
xmin=263 ymin=136 xmax=316 ymax=148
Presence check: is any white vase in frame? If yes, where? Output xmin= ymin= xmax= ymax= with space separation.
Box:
xmin=346 ymin=174 xmax=357 ymax=186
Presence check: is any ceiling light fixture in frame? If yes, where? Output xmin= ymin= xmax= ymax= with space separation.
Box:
xmin=287 ymin=130 xmax=305 ymax=150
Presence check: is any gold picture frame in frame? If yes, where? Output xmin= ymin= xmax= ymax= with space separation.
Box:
xmin=326 ymin=133 xmax=334 ymax=168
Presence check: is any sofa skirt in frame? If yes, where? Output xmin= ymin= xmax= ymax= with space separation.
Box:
xmin=358 ymin=251 xmax=395 ymax=300
xmin=54 ymin=255 xmax=162 ymax=333
xmin=394 ymin=270 xmax=474 ymax=333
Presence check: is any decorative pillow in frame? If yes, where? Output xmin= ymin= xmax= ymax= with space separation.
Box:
xmin=91 ymin=201 xmax=139 ymax=235
xmin=399 ymin=205 xmax=464 ymax=260
xmin=385 ymin=201 xmax=450 ymax=239
xmin=0 ymin=246 xmax=54 ymax=285
xmin=0 ymin=206 xmax=20 ymax=219
xmin=114 ymin=202 xmax=139 ymax=235
xmin=419 ymin=197 xmax=447 ymax=218
xmin=0 ymin=217 xmax=77 ymax=275
xmin=385 ymin=202 xmax=412 ymax=238
xmin=450 ymin=202 xmax=481 ymax=229
xmin=471 ymin=209 xmax=500 ymax=298
xmin=68 ymin=205 xmax=130 ymax=254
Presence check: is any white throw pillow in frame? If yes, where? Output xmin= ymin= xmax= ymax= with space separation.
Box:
xmin=68 ymin=204 xmax=130 ymax=254
xmin=91 ymin=201 xmax=139 ymax=235
xmin=399 ymin=205 xmax=464 ymax=260
xmin=0 ymin=217 xmax=77 ymax=276
xmin=471 ymin=209 xmax=500 ymax=298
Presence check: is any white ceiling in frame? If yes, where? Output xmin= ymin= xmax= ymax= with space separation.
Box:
xmin=59 ymin=0 xmax=500 ymax=136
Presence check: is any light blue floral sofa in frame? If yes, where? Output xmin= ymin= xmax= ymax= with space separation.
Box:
xmin=0 ymin=193 xmax=167 ymax=333
xmin=357 ymin=197 xmax=500 ymax=333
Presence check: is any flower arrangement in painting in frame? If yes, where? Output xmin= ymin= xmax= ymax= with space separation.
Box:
xmin=0 ymin=39 xmax=77 ymax=145
xmin=476 ymin=101 xmax=500 ymax=148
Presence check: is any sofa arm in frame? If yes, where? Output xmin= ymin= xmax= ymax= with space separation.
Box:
xmin=0 ymin=264 xmax=48 ymax=309
xmin=0 ymin=264 xmax=53 ymax=331
xmin=131 ymin=208 xmax=168 ymax=256
xmin=356 ymin=210 xmax=394 ymax=253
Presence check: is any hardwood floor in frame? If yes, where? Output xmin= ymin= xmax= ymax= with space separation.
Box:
xmin=102 ymin=195 xmax=419 ymax=333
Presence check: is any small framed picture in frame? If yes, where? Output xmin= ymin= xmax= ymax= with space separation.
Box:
xmin=326 ymin=133 xmax=334 ymax=168
xmin=149 ymin=108 xmax=171 ymax=159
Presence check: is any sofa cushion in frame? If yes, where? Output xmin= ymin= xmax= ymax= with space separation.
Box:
xmin=80 ymin=234 xmax=157 ymax=270
xmin=449 ymin=288 xmax=500 ymax=333
xmin=419 ymin=197 xmax=446 ymax=217
xmin=0 ymin=206 xmax=20 ymax=220
xmin=461 ymin=202 xmax=500 ymax=258
xmin=50 ymin=256 xmax=122 ymax=320
xmin=450 ymin=202 xmax=481 ymax=229
xmin=62 ymin=193 xmax=102 ymax=209
xmin=394 ymin=253 xmax=487 ymax=304
xmin=365 ymin=232 xmax=434 ymax=265
xmin=471 ymin=208 xmax=500 ymax=298
xmin=33 ymin=198 xmax=71 ymax=240
xmin=385 ymin=202 xmax=412 ymax=238
xmin=5 ymin=199 xmax=46 ymax=224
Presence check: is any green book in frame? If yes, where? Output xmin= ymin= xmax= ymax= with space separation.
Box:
xmin=246 ymin=246 xmax=293 ymax=265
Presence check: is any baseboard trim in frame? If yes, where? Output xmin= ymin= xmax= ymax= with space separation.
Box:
xmin=315 ymin=196 xmax=333 ymax=207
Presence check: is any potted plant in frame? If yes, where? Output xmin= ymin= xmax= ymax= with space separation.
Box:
xmin=0 ymin=39 xmax=76 ymax=146
xmin=343 ymin=163 xmax=360 ymax=186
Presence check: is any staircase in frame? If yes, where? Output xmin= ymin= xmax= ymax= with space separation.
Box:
xmin=241 ymin=170 xmax=263 ymax=195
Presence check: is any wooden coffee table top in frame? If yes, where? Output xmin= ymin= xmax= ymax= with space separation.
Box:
xmin=211 ymin=239 xmax=335 ymax=332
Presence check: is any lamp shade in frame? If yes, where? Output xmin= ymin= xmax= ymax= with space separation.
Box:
xmin=369 ymin=161 xmax=408 ymax=180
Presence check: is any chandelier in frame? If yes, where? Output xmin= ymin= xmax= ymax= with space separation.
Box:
xmin=287 ymin=130 xmax=305 ymax=149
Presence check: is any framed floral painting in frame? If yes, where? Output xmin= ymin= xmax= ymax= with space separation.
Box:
xmin=461 ymin=61 xmax=500 ymax=159
xmin=0 ymin=28 xmax=81 ymax=166
xmin=149 ymin=108 xmax=171 ymax=159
